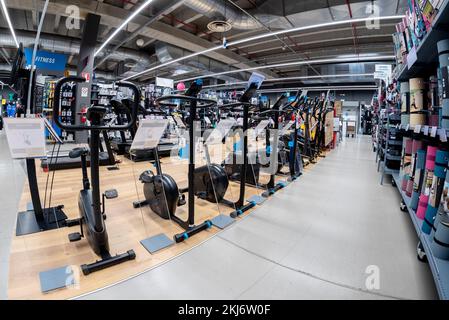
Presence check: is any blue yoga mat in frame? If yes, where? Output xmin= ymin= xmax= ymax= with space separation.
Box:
xmin=423 ymin=150 xmax=449 ymax=234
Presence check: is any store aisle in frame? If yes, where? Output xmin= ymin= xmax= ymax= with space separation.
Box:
xmin=0 ymin=131 xmax=26 ymax=299
xmin=81 ymin=137 xmax=434 ymax=299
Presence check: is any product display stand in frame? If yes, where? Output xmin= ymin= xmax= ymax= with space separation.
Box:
xmin=379 ymin=113 xmax=402 ymax=185
xmin=392 ymin=172 xmax=449 ymax=300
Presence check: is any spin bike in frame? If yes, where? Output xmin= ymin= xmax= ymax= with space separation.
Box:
xmin=54 ymin=76 xmax=137 ymax=275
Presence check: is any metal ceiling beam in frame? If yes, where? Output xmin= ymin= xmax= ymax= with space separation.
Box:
xmin=245 ymin=34 xmax=393 ymax=55
xmin=175 ymin=13 xmax=203 ymax=28
xmin=233 ymin=23 xmax=397 ymax=50
xmin=94 ymin=0 xmax=182 ymax=69
xmin=0 ymin=48 xmax=10 ymax=65
xmin=7 ymin=0 xmax=278 ymax=79
xmin=226 ymin=0 xmax=322 ymax=77
xmin=54 ymin=13 xmax=61 ymax=31
xmin=345 ymin=0 xmax=359 ymax=55
xmin=124 ymin=0 xmax=138 ymax=10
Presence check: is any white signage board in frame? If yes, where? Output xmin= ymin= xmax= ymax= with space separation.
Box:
xmin=247 ymin=72 xmax=265 ymax=89
xmin=254 ymin=120 xmax=270 ymax=136
xmin=205 ymin=119 xmax=236 ymax=145
xmin=280 ymin=120 xmax=295 ymax=134
xmin=130 ymin=119 xmax=169 ymax=150
xmin=4 ymin=118 xmax=46 ymax=159
xmin=156 ymin=77 xmax=174 ymax=89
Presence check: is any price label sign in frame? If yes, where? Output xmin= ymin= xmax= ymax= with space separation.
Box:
xmin=439 ymin=129 xmax=448 ymax=142
xmin=414 ymin=125 xmax=421 ymax=134
xmin=423 ymin=126 xmax=429 ymax=136
xmin=431 ymin=126 xmax=438 ymax=137
xmin=405 ymin=124 xmax=410 ymax=131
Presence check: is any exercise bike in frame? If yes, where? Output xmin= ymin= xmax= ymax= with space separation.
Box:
xmin=54 ymin=76 xmax=137 ymax=275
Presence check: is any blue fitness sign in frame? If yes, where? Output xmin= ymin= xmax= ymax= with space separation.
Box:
xmin=24 ymin=48 xmax=68 ymax=73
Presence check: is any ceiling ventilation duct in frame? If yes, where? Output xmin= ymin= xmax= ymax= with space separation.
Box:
xmin=0 ymin=31 xmax=153 ymax=72
xmin=154 ymin=43 xmax=245 ymax=83
xmin=185 ymin=0 xmax=290 ymax=30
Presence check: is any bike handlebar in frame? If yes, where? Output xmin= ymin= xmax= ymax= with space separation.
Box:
xmin=54 ymin=76 xmax=140 ymax=132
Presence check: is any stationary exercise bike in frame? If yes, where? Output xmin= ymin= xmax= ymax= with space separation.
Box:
xmin=54 ymin=76 xmax=137 ymax=275
xmin=135 ymin=81 xmax=229 ymax=214
xmin=181 ymin=81 xmax=229 ymax=204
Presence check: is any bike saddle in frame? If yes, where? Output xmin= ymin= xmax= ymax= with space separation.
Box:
xmin=86 ymin=106 xmax=107 ymax=121
xmin=69 ymin=147 xmax=89 ymax=159
xmin=139 ymin=170 xmax=155 ymax=183
xmin=110 ymin=98 xmax=127 ymax=112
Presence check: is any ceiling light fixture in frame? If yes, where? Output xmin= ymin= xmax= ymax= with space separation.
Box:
xmin=257 ymin=85 xmax=378 ymax=93
xmin=198 ymin=73 xmax=375 ymax=89
xmin=176 ymin=56 xmax=394 ymax=83
xmin=94 ymin=0 xmax=154 ymax=57
xmin=0 ymin=0 xmax=19 ymax=48
xmin=122 ymin=15 xmax=404 ymax=81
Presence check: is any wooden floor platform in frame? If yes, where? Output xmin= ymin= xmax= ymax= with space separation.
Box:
xmin=8 ymin=145 xmax=320 ymax=300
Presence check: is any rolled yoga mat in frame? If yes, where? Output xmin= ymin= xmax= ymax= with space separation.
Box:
xmin=401 ymin=138 xmax=412 ymax=191
xmin=411 ymin=149 xmax=427 ymax=210
xmin=431 ymin=168 xmax=449 ymax=260
xmin=429 ymin=75 xmax=441 ymax=127
xmin=431 ymin=221 xmax=449 ymax=260
xmin=431 ymin=169 xmax=449 ymax=239
xmin=410 ymin=78 xmax=427 ymax=126
xmin=438 ymin=39 xmax=449 ymax=129
xmin=401 ymin=82 xmax=410 ymax=126
xmin=406 ymin=140 xmax=424 ymax=197
xmin=417 ymin=146 xmax=437 ymax=219
xmin=422 ymin=150 xmax=449 ymax=234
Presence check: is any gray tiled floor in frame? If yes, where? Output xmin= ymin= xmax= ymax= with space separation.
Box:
xmin=76 ymin=136 xmax=437 ymax=300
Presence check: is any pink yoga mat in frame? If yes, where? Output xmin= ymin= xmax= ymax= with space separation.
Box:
xmin=417 ymin=146 xmax=438 ymax=219
xmin=425 ymin=146 xmax=437 ymax=170
xmin=429 ymin=114 xmax=440 ymax=127
xmin=417 ymin=195 xmax=429 ymax=219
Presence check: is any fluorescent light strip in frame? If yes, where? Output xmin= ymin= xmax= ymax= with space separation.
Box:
xmin=94 ymin=0 xmax=154 ymax=57
xmin=122 ymin=15 xmax=404 ymax=81
xmin=0 ymin=0 xmax=19 ymax=48
xmin=257 ymin=85 xmax=378 ymax=93
xmin=177 ymin=56 xmax=393 ymax=82
xmin=199 ymin=73 xmax=375 ymax=89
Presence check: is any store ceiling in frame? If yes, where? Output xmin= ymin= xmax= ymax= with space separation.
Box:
xmin=0 ymin=0 xmax=407 ymax=87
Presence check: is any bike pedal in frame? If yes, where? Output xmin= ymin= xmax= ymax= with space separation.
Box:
xmin=68 ymin=232 xmax=82 ymax=242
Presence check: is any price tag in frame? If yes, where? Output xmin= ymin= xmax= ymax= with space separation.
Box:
xmin=405 ymin=124 xmax=410 ymax=131
xmin=414 ymin=125 xmax=421 ymax=133
xmin=431 ymin=126 xmax=438 ymax=137
xmin=423 ymin=126 xmax=429 ymax=135
xmin=439 ymin=129 xmax=448 ymax=142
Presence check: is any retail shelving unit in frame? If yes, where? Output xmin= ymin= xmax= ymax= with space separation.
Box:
xmin=396 ymin=0 xmax=449 ymax=81
xmin=392 ymin=172 xmax=449 ymax=300
xmin=378 ymin=113 xmax=402 ymax=184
